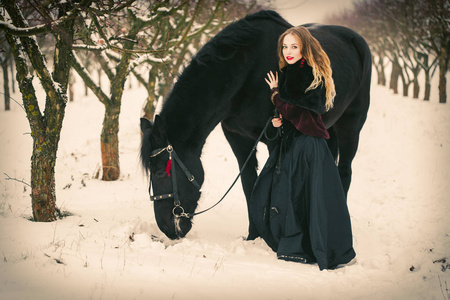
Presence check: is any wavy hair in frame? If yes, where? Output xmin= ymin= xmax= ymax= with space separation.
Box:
xmin=278 ymin=26 xmax=336 ymax=111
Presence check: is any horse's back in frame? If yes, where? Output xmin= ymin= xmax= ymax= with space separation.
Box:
xmin=303 ymin=24 xmax=371 ymax=126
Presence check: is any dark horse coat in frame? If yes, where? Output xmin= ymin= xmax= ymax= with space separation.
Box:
xmin=140 ymin=10 xmax=371 ymax=240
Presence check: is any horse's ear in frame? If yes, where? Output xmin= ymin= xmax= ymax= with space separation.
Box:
xmin=140 ymin=117 xmax=152 ymax=133
xmin=152 ymin=115 xmax=167 ymax=143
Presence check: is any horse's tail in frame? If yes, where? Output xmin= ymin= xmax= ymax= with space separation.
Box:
xmin=352 ymin=33 xmax=372 ymax=88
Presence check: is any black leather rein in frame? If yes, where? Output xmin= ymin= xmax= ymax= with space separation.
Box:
xmin=148 ymin=114 xmax=278 ymax=219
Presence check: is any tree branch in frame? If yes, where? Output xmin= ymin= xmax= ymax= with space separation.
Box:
xmin=72 ymin=44 xmax=108 ymax=51
xmin=180 ymin=1 xmax=224 ymax=43
xmin=174 ymin=0 xmax=204 ymax=48
xmin=4 ymin=33 xmax=45 ymax=136
xmin=0 ymin=0 xmax=93 ymax=37
xmin=70 ymin=50 xmax=109 ymax=105
xmin=4 ymin=173 xmax=31 ymax=187
xmin=2 ymin=1 xmax=60 ymax=106
xmin=0 ymin=21 xmax=51 ymax=37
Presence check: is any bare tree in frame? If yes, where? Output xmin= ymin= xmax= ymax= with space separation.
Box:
xmin=325 ymin=0 xmax=448 ymax=102
xmin=416 ymin=0 xmax=449 ymax=103
xmin=0 ymin=36 xmax=11 ymax=110
xmin=71 ymin=0 xmax=264 ymax=180
xmin=131 ymin=0 xmax=266 ymax=120
xmin=0 ymin=0 xmax=92 ymax=221
xmin=71 ymin=0 xmax=209 ymax=181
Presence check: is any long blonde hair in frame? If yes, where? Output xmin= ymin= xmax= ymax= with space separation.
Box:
xmin=278 ymin=26 xmax=336 ymax=111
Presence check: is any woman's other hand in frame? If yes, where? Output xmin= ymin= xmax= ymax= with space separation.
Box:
xmin=265 ymin=71 xmax=278 ymax=89
xmin=272 ymin=115 xmax=282 ymax=128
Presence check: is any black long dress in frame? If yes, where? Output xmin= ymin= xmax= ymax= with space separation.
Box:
xmin=249 ymin=60 xmax=356 ymax=270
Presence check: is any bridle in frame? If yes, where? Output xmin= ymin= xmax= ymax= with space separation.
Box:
xmin=148 ymin=113 xmax=278 ymax=220
xmin=149 ymin=144 xmax=201 ymax=219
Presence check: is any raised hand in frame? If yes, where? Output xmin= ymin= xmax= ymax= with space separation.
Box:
xmin=264 ymin=71 xmax=278 ymax=89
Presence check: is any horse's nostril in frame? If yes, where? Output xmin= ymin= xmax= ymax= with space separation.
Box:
xmin=174 ymin=217 xmax=183 ymax=237
xmin=173 ymin=217 xmax=192 ymax=239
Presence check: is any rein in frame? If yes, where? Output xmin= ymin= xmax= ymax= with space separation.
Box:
xmin=149 ymin=114 xmax=278 ymax=219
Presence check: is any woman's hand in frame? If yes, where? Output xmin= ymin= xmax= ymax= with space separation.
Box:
xmin=265 ymin=71 xmax=278 ymax=89
xmin=272 ymin=115 xmax=282 ymax=128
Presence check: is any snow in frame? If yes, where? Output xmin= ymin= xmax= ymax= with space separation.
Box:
xmin=0 ymin=8 xmax=72 ymax=36
xmin=131 ymin=53 xmax=172 ymax=66
xmin=0 ymin=71 xmax=449 ymax=300
xmin=72 ymin=44 xmax=108 ymax=51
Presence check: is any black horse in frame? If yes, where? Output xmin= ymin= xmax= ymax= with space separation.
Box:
xmin=140 ymin=10 xmax=371 ymax=240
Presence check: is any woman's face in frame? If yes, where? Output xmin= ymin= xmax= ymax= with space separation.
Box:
xmin=282 ymin=34 xmax=302 ymax=64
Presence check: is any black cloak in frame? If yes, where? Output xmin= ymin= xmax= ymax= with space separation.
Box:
xmin=278 ymin=60 xmax=327 ymax=115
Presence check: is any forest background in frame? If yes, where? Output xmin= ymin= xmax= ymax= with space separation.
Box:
xmin=0 ymin=0 xmax=450 ymax=299
xmin=0 ymin=0 xmax=447 ymax=219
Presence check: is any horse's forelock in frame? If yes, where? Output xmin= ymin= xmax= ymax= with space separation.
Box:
xmin=140 ymin=126 xmax=153 ymax=175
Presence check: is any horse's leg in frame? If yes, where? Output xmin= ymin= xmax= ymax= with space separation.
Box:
xmin=221 ymin=123 xmax=260 ymax=240
xmin=335 ymin=126 xmax=360 ymax=197
xmin=335 ymin=94 xmax=369 ymax=198
xmin=326 ymin=125 xmax=339 ymax=163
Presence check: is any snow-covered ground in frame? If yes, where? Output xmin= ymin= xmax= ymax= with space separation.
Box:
xmin=0 ymin=70 xmax=449 ymax=300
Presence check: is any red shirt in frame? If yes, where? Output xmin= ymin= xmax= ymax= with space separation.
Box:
xmin=271 ymin=88 xmax=330 ymax=139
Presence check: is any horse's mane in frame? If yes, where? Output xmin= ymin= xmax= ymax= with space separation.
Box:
xmin=194 ymin=10 xmax=291 ymax=64
xmin=140 ymin=121 xmax=153 ymax=175
xmin=140 ymin=10 xmax=292 ymax=171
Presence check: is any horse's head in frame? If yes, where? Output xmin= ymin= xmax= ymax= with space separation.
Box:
xmin=140 ymin=115 xmax=204 ymax=239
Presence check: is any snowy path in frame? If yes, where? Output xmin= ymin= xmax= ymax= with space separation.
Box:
xmin=0 ymin=75 xmax=449 ymax=299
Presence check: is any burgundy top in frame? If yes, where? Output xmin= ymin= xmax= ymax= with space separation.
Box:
xmin=270 ymin=89 xmax=330 ymax=139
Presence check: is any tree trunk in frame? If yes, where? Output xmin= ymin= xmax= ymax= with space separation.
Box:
xmin=413 ymin=76 xmax=420 ymax=99
xmin=98 ymin=68 xmax=102 ymax=90
xmin=390 ymin=59 xmax=401 ymax=94
xmin=30 ymin=140 xmax=59 ymax=221
xmin=101 ymin=103 xmax=121 ymax=181
xmin=2 ymin=59 xmax=10 ymax=111
xmin=143 ymin=95 xmax=156 ymax=120
xmin=99 ymin=39 xmax=133 ymax=181
xmin=398 ymin=65 xmax=409 ymax=97
xmin=438 ymin=49 xmax=447 ymax=104
xmin=68 ymin=70 xmax=74 ymax=102
xmin=375 ymin=56 xmax=386 ymax=86
xmin=69 ymin=82 xmax=74 ymax=102
xmin=6 ymin=34 xmax=62 ymax=222
xmin=72 ymin=45 xmax=127 ymax=182
xmin=402 ymin=83 xmax=409 ymax=97
xmin=2 ymin=0 xmax=76 ymax=222
xmin=424 ymin=71 xmax=431 ymax=101
xmin=142 ymin=67 xmax=158 ymax=120
xmin=379 ymin=59 xmax=386 ymax=86
xmin=10 ymin=56 xmax=15 ymax=93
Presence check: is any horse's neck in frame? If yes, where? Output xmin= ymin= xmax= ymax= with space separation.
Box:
xmin=160 ymin=59 xmax=245 ymax=154
xmin=160 ymin=93 xmax=227 ymax=156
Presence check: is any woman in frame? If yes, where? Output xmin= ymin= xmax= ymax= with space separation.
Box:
xmin=249 ymin=26 xmax=356 ymax=270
